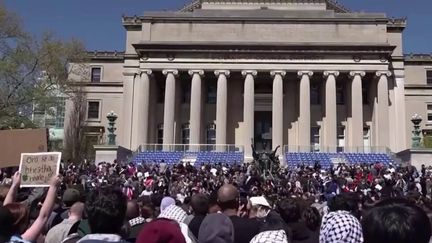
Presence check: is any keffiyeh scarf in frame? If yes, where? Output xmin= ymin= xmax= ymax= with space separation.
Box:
xmin=319 ymin=210 xmax=363 ymax=243
xmin=250 ymin=230 xmax=288 ymax=243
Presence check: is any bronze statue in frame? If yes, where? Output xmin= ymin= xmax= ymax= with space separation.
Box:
xmin=251 ymin=140 xmax=280 ymax=178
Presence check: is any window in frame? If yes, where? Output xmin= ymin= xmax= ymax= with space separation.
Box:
xmin=427 ymin=104 xmax=432 ymax=122
xmin=87 ymin=101 xmax=100 ymax=120
xmin=362 ymin=88 xmax=369 ymax=105
xmin=427 ymin=70 xmax=432 ymax=85
xmin=206 ymin=124 xmax=216 ymax=144
xmin=337 ymin=127 xmax=345 ymax=151
xmin=157 ymin=82 xmax=165 ymax=103
xmin=363 ymin=126 xmax=371 ymax=150
xmin=336 ymin=85 xmax=345 ymax=105
xmin=157 ymin=124 xmax=163 ymax=144
xmin=91 ymin=67 xmax=101 ymax=82
xmin=207 ymin=81 xmax=217 ymax=104
xmin=182 ymin=123 xmax=190 ymax=144
xmin=311 ymin=127 xmax=320 ymax=151
xmin=310 ymin=84 xmax=320 ymax=105
xmin=182 ymin=80 xmax=191 ymax=104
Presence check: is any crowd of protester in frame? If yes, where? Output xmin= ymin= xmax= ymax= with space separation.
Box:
xmin=1 ymin=159 xmax=432 ymax=243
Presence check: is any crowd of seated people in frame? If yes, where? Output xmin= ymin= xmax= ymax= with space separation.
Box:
xmin=0 ymin=160 xmax=432 ymax=243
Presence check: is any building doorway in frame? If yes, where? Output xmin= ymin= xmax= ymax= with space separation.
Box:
xmin=254 ymin=111 xmax=272 ymax=152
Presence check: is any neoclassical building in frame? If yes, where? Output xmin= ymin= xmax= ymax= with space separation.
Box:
xmin=66 ymin=0 xmax=432 ymax=161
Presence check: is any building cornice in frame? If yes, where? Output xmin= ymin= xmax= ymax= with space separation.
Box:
xmin=86 ymin=51 xmax=125 ymax=61
xmin=133 ymin=41 xmax=395 ymax=56
xmin=404 ymin=53 xmax=432 ymax=64
xmin=179 ymin=0 xmax=351 ymax=13
xmin=69 ymin=82 xmax=123 ymax=87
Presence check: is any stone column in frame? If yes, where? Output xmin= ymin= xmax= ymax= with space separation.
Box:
xmin=376 ymin=71 xmax=391 ymax=148
xmin=323 ymin=71 xmax=339 ymax=152
xmin=162 ymin=69 xmax=178 ymax=149
xmin=242 ymin=70 xmax=257 ymax=160
xmin=188 ymin=70 xmax=204 ymax=145
xmin=349 ymin=71 xmax=366 ymax=150
xmin=271 ymin=70 xmax=286 ymax=151
xmin=131 ymin=69 xmax=152 ymax=150
xmin=122 ymin=71 xmax=138 ymax=149
xmin=215 ymin=70 xmax=230 ymax=147
xmin=298 ymin=71 xmax=313 ymax=151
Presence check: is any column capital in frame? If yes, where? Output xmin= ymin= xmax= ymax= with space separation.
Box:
xmin=214 ymin=70 xmax=230 ymax=77
xmin=297 ymin=71 xmax=314 ymax=77
xmin=241 ymin=70 xmax=258 ymax=77
xmin=349 ymin=71 xmax=366 ymax=78
xmin=162 ymin=69 xmax=179 ymax=76
xmin=323 ymin=71 xmax=340 ymax=78
xmin=188 ymin=70 xmax=205 ymax=76
xmin=375 ymin=71 xmax=392 ymax=77
xmin=270 ymin=70 xmax=286 ymax=77
xmin=139 ymin=69 xmax=152 ymax=76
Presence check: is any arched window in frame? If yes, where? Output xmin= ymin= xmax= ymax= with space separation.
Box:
xmin=157 ymin=124 xmax=163 ymax=144
xmin=206 ymin=124 xmax=216 ymax=144
xmin=182 ymin=123 xmax=190 ymax=144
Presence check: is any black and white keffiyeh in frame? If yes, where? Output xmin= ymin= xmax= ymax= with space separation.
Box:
xmin=319 ymin=210 xmax=363 ymax=243
xmin=250 ymin=230 xmax=288 ymax=243
xmin=129 ymin=216 xmax=146 ymax=227
xmin=158 ymin=204 xmax=187 ymax=224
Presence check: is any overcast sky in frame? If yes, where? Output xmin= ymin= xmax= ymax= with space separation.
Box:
xmin=3 ymin=0 xmax=432 ymax=53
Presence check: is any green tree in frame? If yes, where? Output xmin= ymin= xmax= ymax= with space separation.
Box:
xmin=0 ymin=3 xmax=88 ymax=129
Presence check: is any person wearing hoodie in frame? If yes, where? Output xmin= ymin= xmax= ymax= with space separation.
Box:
xmin=198 ymin=213 xmax=234 ymax=243
xmin=77 ymin=187 xmax=129 ymax=243
xmin=136 ymin=218 xmax=186 ymax=243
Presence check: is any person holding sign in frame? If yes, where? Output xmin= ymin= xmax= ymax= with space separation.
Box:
xmin=2 ymin=171 xmax=61 ymax=243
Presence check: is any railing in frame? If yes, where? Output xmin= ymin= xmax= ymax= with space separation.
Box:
xmin=138 ymin=144 xmax=244 ymax=153
xmin=283 ymin=145 xmax=392 ymax=154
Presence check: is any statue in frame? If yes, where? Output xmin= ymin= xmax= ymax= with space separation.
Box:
xmin=251 ymin=139 xmax=281 ymax=178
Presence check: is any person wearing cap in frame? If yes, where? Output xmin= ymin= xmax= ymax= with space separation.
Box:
xmin=45 ymin=202 xmax=84 ymax=243
xmin=50 ymin=188 xmax=82 ymax=230
xmin=249 ymin=196 xmax=271 ymax=219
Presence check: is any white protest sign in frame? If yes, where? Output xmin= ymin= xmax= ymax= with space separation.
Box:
xmin=19 ymin=152 xmax=61 ymax=187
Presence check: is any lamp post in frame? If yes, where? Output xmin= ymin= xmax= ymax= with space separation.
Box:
xmin=411 ymin=114 xmax=422 ymax=148
xmin=106 ymin=111 xmax=118 ymax=145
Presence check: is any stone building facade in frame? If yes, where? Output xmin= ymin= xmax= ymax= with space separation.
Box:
xmin=66 ymin=0 xmax=432 ymax=161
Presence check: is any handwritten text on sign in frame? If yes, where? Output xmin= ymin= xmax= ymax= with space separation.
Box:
xmin=19 ymin=152 xmax=61 ymax=187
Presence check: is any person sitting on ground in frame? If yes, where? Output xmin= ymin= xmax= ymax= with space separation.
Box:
xmin=45 ymin=202 xmax=84 ymax=243
xmin=217 ymin=184 xmax=260 ymax=243
xmin=76 ymin=187 xmax=129 ymax=243
xmin=3 ymin=172 xmax=61 ymax=243
xmin=362 ymin=198 xmax=431 ymax=243
xmin=187 ymin=193 xmax=209 ymax=239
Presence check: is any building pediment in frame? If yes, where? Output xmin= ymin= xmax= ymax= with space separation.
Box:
xmin=180 ymin=0 xmax=350 ymax=12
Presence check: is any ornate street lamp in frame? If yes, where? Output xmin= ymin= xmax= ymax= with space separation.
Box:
xmin=106 ymin=111 xmax=118 ymax=145
xmin=411 ymin=113 xmax=422 ymax=148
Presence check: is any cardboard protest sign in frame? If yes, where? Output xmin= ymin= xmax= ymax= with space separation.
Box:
xmin=19 ymin=152 xmax=61 ymax=187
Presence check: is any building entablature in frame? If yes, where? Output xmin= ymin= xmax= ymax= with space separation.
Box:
xmin=404 ymin=53 xmax=432 ymax=64
xmin=123 ymin=11 xmax=387 ymax=26
xmin=132 ymin=41 xmax=395 ymax=57
xmin=86 ymin=51 xmax=125 ymax=61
